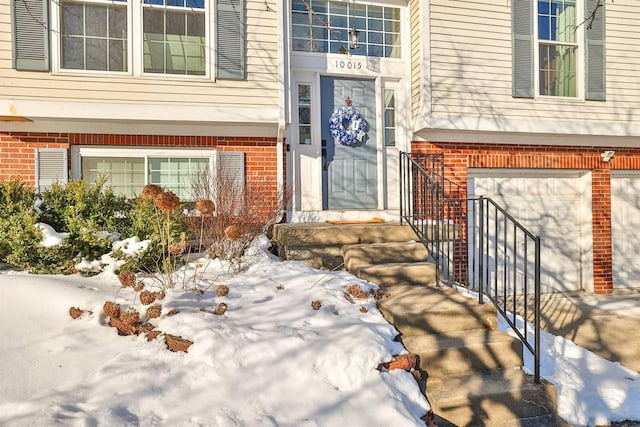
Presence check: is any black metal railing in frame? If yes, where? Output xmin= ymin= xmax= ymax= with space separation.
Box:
xmin=399 ymin=151 xmax=541 ymax=383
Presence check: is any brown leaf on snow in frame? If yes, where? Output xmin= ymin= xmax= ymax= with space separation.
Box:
xmin=311 ymin=300 xmax=322 ymax=310
xmin=346 ymin=284 xmax=368 ymax=299
xmin=378 ymin=354 xmax=418 ymax=371
xmin=216 ymin=285 xmax=230 ymax=297
xmin=165 ymin=334 xmax=193 ymax=352
xmin=213 ymin=302 xmax=228 ymax=315
xmin=69 ymin=307 xmax=83 ymax=319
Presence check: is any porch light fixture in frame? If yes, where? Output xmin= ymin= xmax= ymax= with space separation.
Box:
xmin=348 ymin=27 xmax=360 ymax=50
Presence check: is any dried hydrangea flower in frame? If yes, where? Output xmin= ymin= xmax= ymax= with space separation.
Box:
xmin=118 ymin=271 xmax=136 ymax=288
xmin=103 ymin=301 xmax=121 ymax=319
xmin=216 ymin=285 xmax=230 ymax=297
xmin=146 ymin=304 xmax=162 ymax=319
xmin=121 ymin=309 xmax=140 ymax=326
xmin=224 ymin=224 xmax=242 ymax=241
xmin=195 ymin=199 xmax=215 ymax=216
xmin=155 ymin=191 xmax=181 ymax=212
xmin=140 ymin=290 xmax=157 ymax=306
xmin=141 ymin=184 xmax=163 ymax=199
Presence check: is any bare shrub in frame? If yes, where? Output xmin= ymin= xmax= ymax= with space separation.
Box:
xmin=187 ymin=168 xmax=288 ymax=262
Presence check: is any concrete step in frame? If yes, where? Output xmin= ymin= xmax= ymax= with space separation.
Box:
xmin=434 ymin=413 xmax=567 ymax=427
xmin=403 ymin=329 xmax=523 ymax=378
xmin=342 ymin=241 xmax=429 ymax=274
xmin=273 ymin=222 xmax=418 ymax=247
xmin=377 ymin=284 xmax=498 ymax=336
xmin=282 ymin=245 xmax=344 ymax=270
xmin=427 ymin=369 xmax=559 ymax=427
xmin=358 ymin=262 xmax=439 ymax=288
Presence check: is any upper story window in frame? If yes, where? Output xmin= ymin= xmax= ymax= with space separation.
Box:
xmin=11 ymin=0 xmax=246 ymax=79
xmin=142 ymin=0 xmax=206 ymax=76
xmin=291 ymin=0 xmax=401 ymax=58
xmin=60 ymin=0 xmax=128 ymax=71
xmin=537 ymin=0 xmax=577 ymax=97
xmin=512 ymin=0 xmax=605 ymax=100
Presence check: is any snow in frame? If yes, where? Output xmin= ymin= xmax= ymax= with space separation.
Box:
xmin=0 ymin=237 xmax=429 ymax=427
xmin=35 ymin=222 xmax=69 ymax=247
xmin=1 ymin=237 xmax=639 ymax=426
xmin=454 ymin=285 xmax=640 ymax=427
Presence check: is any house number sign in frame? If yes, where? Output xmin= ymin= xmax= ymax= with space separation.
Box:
xmin=333 ymin=59 xmax=363 ymax=71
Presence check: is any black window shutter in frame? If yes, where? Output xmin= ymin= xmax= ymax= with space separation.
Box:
xmin=585 ymin=0 xmax=606 ymax=101
xmin=512 ymin=0 xmax=533 ymax=98
xmin=12 ymin=0 xmax=50 ymax=71
xmin=216 ymin=0 xmax=246 ymax=80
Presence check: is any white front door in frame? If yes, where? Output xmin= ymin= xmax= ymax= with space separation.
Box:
xmin=469 ymin=170 xmax=592 ymax=292
xmin=611 ymin=171 xmax=640 ymax=289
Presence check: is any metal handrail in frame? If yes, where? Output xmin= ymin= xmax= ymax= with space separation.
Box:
xmin=400 ymin=151 xmax=541 ymax=384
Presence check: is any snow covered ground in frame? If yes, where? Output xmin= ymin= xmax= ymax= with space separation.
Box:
xmin=0 ymin=236 xmax=639 ymax=426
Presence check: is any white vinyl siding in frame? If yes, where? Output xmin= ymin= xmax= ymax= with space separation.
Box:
xmin=0 ymin=0 xmax=278 ymax=111
xmin=423 ymin=0 xmax=640 ymax=134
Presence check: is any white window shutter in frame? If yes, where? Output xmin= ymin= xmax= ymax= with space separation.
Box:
xmin=216 ymin=0 xmax=246 ymax=80
xmin=585 ymin=0 xmax=606 ymax=101
xmin=217 ymin=151 xmax=245 ymax=213
xmin=512 ymin=0 xmax=533 ymax=98
xmin=35 ymin=148 xmax=68 ymax=192
xmin=12 ymin=0 xmax=50 ymax=71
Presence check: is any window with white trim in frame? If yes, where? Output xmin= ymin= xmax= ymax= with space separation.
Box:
xmin=11 ymin=0 xmax=246 ymax=79
xmin=291 ymin=0 xmax=401 ymax=58
xmin=512 ymin=0 xmax=605 ymax=100
xmin=537 ymin=0 xmax=577 ymax=97
xmin=298 ymin=84 xmax=312 ymax=145
xmin=60 ymin=0 xmax=128 ymax=71
xmin=383 ymin=88 xmax=396 ymax=147
xmin=142 ymin=0 xmax=206 ymax=75
xmin=76 ymin=149 xmax=215 ymax=200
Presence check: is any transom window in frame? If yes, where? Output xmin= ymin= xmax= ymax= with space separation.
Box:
xmin=291 ymin=0 xmax=401 ymax=58
xmin=537 ymin=0 xmax=577 ymax=97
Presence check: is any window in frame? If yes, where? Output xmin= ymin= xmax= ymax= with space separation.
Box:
xmin=149 ymin=157 xmax=209 ymax=198
xmin=537 ymin=0 xmax=576 ymax=97
xmin=512 ymin=0 xmax=605 ymax=100
xmin=298 ymin=84 xmax=312 ymax=145
xmin=383 ymin=89 xmax=396 ymax=147
xmin=76 ymin=149 xmax=215 ymax=200
xmin=10 ymin=0 xmax=245 ymax=77
xmin=292 ymin=0 xmax=401 ymax=58
xmin=60 ymin=0 xmax=128 ymax=71
xmin=82 ymin=157 xmax=145 ymax=198
xmin=143 ymin=0 xmax=206 ymax=75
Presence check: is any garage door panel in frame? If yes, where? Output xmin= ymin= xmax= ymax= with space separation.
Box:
xmin=470 ymin=173 xmax=586 ymax=292
xmin=611 ymin=173 xmax=640 ymax=288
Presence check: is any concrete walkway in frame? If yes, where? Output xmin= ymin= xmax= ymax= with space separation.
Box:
xmin=534 ymin=289 xmax=640 ymax=373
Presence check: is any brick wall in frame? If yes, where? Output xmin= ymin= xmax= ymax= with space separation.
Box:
xmin=1 ymin=132 xmax=283 ymax=220
xmin=0 ymin=132 xmax=70 ymax=183
xmin=412 ymin=141 xmax=640 ymax=294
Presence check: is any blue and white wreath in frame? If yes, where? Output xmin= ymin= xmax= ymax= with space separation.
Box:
xmin=329 ymin=106 xmax=368 ymax=147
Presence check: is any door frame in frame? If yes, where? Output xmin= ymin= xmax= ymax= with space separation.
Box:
xmin=288 ymin=71 xmax=406 ymax=221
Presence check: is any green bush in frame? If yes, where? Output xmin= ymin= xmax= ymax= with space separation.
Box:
xmin=0 ymin=177 xmax=191 ymax=276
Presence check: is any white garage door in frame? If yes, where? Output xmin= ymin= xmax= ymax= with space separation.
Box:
xmin=469 ymin=170 xmax=591 ymax=292
xmin=611 ymin=172 xmax=640 ymax=288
